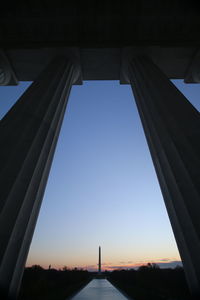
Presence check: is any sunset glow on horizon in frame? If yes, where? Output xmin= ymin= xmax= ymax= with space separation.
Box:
xmin=26 ymin=257 xmax=182 ymax=272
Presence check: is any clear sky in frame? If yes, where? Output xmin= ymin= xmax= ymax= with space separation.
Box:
xmin=1 ymin=80 xmax=200 ymax=271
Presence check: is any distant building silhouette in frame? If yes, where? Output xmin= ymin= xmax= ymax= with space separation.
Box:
xmin=98 ymin=246 xmax=101 ymax=274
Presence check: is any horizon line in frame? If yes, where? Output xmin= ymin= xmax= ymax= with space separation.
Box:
xmin=26 ymin=259 xmax=182 ymax=271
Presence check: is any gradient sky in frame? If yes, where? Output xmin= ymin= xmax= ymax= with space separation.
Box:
xmin=1 ymin=80 xmax=200 ymax=271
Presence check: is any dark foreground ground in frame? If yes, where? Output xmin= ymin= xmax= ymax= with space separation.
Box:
xmin=18 ymin=265 xmax=92 ymax=300
xmin=108 ymin=264 xmax=192 ymax=300
xmin=18 ymin=264 xmax=192 ymax=300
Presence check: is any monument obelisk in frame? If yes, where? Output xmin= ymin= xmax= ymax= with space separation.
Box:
xmin=98 ymin=246 xmax=101 ymax=274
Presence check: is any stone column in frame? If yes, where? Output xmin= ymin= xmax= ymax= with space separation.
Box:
xmin=0 ymin=57 xmax=80 ymax=299
xmin=126 ymin=56 xmax=200 ymax=296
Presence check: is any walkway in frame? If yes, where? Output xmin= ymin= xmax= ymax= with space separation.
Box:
xmin=71 ymin=279 xmax=129 ymax=300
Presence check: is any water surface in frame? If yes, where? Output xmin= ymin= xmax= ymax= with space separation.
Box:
xmin=71 ymin=279 xmax=128 ymax=299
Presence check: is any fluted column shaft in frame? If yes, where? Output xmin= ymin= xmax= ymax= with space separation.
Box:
xmin=0 ymin=57 xmax=79 ymax=299
xmin=127 ymin=57 xmax=200 ymax=296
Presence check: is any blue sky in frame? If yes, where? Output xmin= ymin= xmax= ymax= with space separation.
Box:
xmin=1 ymin=80 xmax=199 ymax=271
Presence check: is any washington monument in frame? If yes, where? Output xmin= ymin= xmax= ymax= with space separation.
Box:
xmin=98 ymin=246 xmax=101 ymax=274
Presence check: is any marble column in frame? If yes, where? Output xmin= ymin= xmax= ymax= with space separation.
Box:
xmin=126 ymin=56 xmax=200 ymax=296
xmin=0 ymin=57 xmax=80 ymax=299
